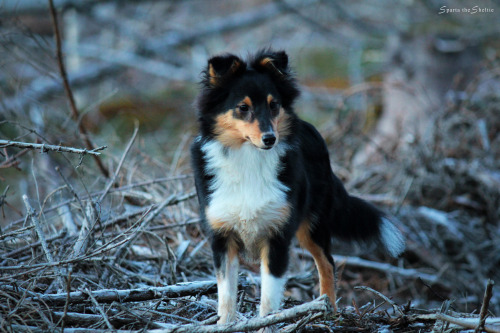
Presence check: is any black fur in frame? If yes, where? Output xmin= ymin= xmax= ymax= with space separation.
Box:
xmin=191 ymin=49 xmax=403 ymax=315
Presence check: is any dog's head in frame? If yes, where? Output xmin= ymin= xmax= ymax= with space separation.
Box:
xmin=197 ymin=49 xmax=300 ymax=150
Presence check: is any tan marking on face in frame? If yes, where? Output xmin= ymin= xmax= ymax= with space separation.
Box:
xmin=273 ymin=108 xmax=292 ymax=139
xmin=267 ymin=94 xmax=274 ymax=105
xmin=267 ymin=94 xmax=292 ymax=140
xmin=260 ymin=57 xmax=273 ymax=67
xmin=214 ymin=110 xmax=264 ymax=148
xmin=296 ymin=221 xmax=337 ymax=312
xmin=242 ymin=96 xmax=253 ymax=108
xmin=208 ymin=64 xmax=218 ymax=86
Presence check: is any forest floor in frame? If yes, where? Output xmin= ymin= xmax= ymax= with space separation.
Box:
xmin=1 ymin=63 xmax=499 ymax=332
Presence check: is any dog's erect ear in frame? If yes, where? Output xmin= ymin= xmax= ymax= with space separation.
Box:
xmin=206 ymin=54 xmax=244 ymax=87
xmin=253 ymin=50 xmax=289 ymax=77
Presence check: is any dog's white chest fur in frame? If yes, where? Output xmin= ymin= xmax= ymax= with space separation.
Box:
xmin=202 ymin=140 xmax=289 ymax=253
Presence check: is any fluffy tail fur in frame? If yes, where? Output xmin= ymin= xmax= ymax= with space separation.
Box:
xmin=331 ymin=195 xmax=405 ymax=257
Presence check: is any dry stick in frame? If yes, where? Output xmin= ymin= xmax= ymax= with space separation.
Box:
xmin=85 ymin=288 xmax=115 ymax=331
xmin=165 ymin=295 xmax=332 ymax=333
xmin=1 ymin=231 xmax=66 ymax=260
xmin=22 ymin=195 xmax=54 ymax=264
xmin=0 ymin=225 xmax=35 ymax=241
xmin=437 ymin=313 xmax=500 ymax=333
xmin=331 ymin=254 xmax=444 ymax=287
xmin=54 ymin=166 xmax=92 ymax=258
xmin=47 ymin=0 xmax=109 ymax=178
xmin=0 ymin=140 xmax=106 ymax=156
xmin=98 ymin=123 xmax=139 ymax=203
xmin=6 ymin=175 xmax=192 ymax=228
xmin=0 ymin=235 xmax=131 ymax=273
xmin=19 ymin=280 xmax=218 ymax=305
xmin=354 ymin=286 xmax=404 ymax=316
xmin=280 ymin=312 xmax=323 ymax=333
xmin=59 ymin=267 xmax=72 ymax=332
xmin=297 ymin=249 xmax=444 ymax=287
xmin=54 ymin=311 xmax=116 ymax=327
xmin=0 ymin=147 xmax=29 ymax=168
xmin=101 ymin=192 xmax=195 ymax=282
xmin=22 ymin=195 xmax=66 ymax=290
xmin=476 ymin=279 xmax=495 ymax=333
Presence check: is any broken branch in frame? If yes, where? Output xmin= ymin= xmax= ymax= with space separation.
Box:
xmin=0 ymin=139 xmax=106 ymax=156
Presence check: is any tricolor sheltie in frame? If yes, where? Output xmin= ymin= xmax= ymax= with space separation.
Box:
xmin=191 ymin=49 xmax=405 ymax=326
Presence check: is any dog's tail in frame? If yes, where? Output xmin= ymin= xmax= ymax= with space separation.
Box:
xmin=331 ymin=195 xmax=405 ymax=257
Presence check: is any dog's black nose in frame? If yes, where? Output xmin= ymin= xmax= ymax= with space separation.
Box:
xmin=262 ymin=133 xmax=276 ymax=147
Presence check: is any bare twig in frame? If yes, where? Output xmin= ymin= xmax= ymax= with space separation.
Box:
xmin=110 ymin=192 xmax=195 ymax=263
xmin=0 ymin=235 xmax=131 ymax=273
xmin=0 ymin=148 xmax=29 ymax=169
xmin=85 ymin=288 xmax=115 ymax=330
xmin=476 ymin=280 xmax=495 ymax=333
xmin=354 ymin=286 xmax=404 ymax=316
xmin=100 ymin=193 xmax=194 ymax=283
xmin=22 ymin=195 xmax=54 ymax=264
xmin=54 ymin=166 xmax=92 ymax=258
xmin=0 ymin=225 xmax=35 ymax=241
xmin=437 ymin=313 xmax=500 ymax=333
xmin=6 ymin=175 xmax=191 ymax=229
xmin=48 ymin=0 xmax=110 ymax=178
xmin=59 ymin=267 xmax=72 ymax=331
xmin=99 ymin=123 xmax=139 ymax=203
xmin=0 ymin=139 xmax=106 ymax=156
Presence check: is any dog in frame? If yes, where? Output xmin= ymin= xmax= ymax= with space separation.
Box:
xmin=190 ymin=49 xmax=405 ymax=326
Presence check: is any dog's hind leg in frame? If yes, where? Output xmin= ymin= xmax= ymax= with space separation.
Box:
xmin=296 ymin=221 xmax=337 ymax=312
xmin=212 ymin=235 xmax=239 ymax=324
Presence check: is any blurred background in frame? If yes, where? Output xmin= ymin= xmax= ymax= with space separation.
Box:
xmin=1 ymin=0 xmax=500 ymax=328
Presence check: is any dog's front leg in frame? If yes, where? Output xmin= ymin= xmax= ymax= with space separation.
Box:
xmin=259 ymin=239 xmax=288 ymax=317
xmin=212 ymin=235 xmax=239 ymax=324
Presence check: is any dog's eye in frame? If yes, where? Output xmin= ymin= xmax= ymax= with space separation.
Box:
xmin=269 ymin=101 xmax=280 ymax=113
xmin=239 ymin=104 xmax=250 ymax=112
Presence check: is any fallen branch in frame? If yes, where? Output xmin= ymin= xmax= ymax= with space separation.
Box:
xmin=437 ymin=313 xmax=500 ymax=333
xmin=84 ymin=287 xmax=115 ymax=330
xmin=331 ymin=254 xmax=444 ymax=287
xmin=295 ymin=249 xmax=445 ymax=287
xmin=158 ymin=294 xmax=332 ymax=333
xmin=21 ymin=280 xmax=217 ymax=305
xmin=0 ymin=139 xmax=106 ymax=156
